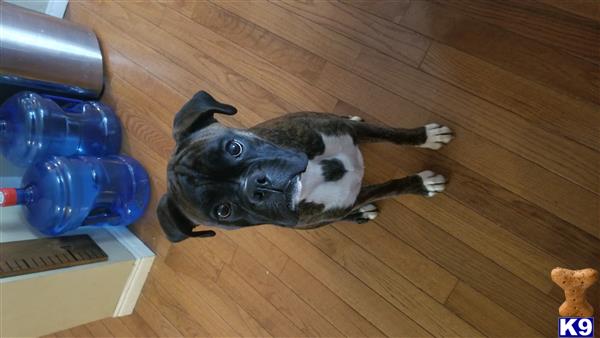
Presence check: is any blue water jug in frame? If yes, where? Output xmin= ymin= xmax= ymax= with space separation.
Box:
xmin=0 ymin=155 xmax=150 ymax=236
xmin=0 ymin=91 xmax=122 ymax=167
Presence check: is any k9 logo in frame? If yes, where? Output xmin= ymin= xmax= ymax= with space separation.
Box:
xmin=559 ymin=318 xmax=594 ymax=337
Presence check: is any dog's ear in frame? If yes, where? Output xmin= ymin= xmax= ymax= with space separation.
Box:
xmin=173 ymin=91 xmax=237 ymax=143
xmin=157 ymin=195 xmax=216 ymax=242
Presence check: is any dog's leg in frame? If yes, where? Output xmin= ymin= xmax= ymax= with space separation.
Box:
xmin=351 ymin=121 xmax=453 ymax=150
xmin=342 ymin=169 xmax=444 ymax=223
xmin=350 ymin=171 xmax=446 ymax=220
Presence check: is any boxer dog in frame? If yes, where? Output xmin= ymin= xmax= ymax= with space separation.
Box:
xmin=157 ymin=91 xmax=453 ymax=242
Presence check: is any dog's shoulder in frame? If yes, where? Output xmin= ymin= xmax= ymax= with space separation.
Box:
xmin=249 ymin=112 xmax=356 ymax=159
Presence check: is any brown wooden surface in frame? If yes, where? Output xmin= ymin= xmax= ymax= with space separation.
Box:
xmin=0 ymin=235 xmax=107 ymax=278
xmin=50 ymin=1 xmax=600 ymax=336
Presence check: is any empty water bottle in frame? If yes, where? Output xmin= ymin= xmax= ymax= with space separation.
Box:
xmin=0 ymin=155 xmax=150 ymax=235
xmin=0 ymin=91 xmax=122 ymax=167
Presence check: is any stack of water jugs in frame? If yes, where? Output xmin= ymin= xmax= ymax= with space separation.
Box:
xmin=0 ymin=92 xmax=150 ymax=235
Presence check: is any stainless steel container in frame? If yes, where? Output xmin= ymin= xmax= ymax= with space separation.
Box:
xmin=0 ymin=2 xmax=104 ymax=99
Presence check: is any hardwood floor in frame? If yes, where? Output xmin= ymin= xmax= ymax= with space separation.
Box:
xmin=46 ymin=1 xmax=599 ymax=337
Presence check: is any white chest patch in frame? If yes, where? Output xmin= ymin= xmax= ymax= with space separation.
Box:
xmin=298 ymin=133 xmax=364 ymax=210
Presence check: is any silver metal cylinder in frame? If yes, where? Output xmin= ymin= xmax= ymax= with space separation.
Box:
xmin=0 ymin=2 xmax=104 ymax=98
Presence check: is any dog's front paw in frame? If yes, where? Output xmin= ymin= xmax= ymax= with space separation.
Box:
xmin=346 ymin=115 xmax=364 ymax=122
xmin=419 ymin=123 xmax=453 ymax=150
xmin=417 ymin=170 xmax=446 ymax=197
xmin=348 ymin=204 xmax=379 ymax=223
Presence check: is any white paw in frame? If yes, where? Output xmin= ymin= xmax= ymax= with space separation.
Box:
xmin=359 ymin=203 xmax=378 ymax=213
xmin=348 ymin=115 xmax=364 ymax=122
xmin=359 ymin=203 xmax=379 ymax=220
xmin=362 ymin=211 xmax=378 ymax=220
xmin=417 ymin=170 xmax=446 ymax=197
xmin=419 ymin=123 xmax=453 ymax=150
xmin=355 ymin=204 xmax=379 ymax=222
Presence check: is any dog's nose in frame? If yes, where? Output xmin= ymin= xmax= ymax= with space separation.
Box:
xmin=256 ymin=175 xmax=269 ymax=186
xmin=246 ymin=173 xmax=278 ymax=204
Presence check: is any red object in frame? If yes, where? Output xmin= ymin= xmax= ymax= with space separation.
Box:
xmin=0 ymin=188 xmax=17 ymax=207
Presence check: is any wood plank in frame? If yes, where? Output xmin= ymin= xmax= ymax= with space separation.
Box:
xmin=123 ymin=0 xmax=336 ymax=113
xmin=399 ymin=0 xmax=600 ymax=104
xmin=258 ymin=227 xmax=433 ymax=337
xmin=159 ymin=0 xmax=196 ymax=17
xmin=102 ymin=78 xmax=173 ymax=159
xmin=278 ymin=258 xmax=386 ymax=337
xmin=143 ymin=272 xmax=236 ymax=337
xmin=228 ymin=247 xmax=343 ymax=336
xmin=333 ymin=221 xmax=459 ymax=303
xmin=349 ymin=48 xmax=600 ymax=196
xmin=223 ymin=229 xmax=386 ymax=337
xmin=334 ymin=101 xmax=598 ymax=289
xmin=422 ymin=42 xmax=600 ymax=151
xmin=73 ymin=1 xmax=294 ymax=120
xmin=440 ymin=0 xmax=600 ymax=62
xmin=372 ymin=198 xmax=558 ymax=337
xmin=203 ymin=0 xmax=596 ymax=195
xmin=119 ymin=312 xmax=159 ymax=338
xmin=355 ymin=141 xmax=562 ymax=295
xmin=88 ymin=18 xmax=254 ymax=130
xmin=68 ymin=324 xmax=94 ymax=338
xmin=299 ymin=227 xmax=483 ymax=337
xmin=176 ymin=231 xmax=238 ymax=279
xmin=273 ymin=0 xmax=430 ymax=67
xmin=85 ymin=321 xmax=113 ymax=337
xmin=214 ymin=0 xmax=361 ymax=66
xmin=390 ymin=160 xmax=559 ymax=294
xmin=190 ymin=1 xmax=326 ymax=83
xmin=53 ymin=329 xmax=74 ymax=338
xmin=134 ymin=295 xmax=183 ymax=337
xmin=217 ymin=265 xmax=306 ymax=337
xmin=341 ymin=0 xmax=410 ymax=24
xmin=224 ymin=228 xmax=290 ymax=276
xmin=316 ymin=62 xmax=600 ymax=239
xmin=161 ymin=251 xmax=273 ymax=337
xmin=101 ymin=49 xmax=183 ymax=125
xmin=439 ymin=160 xmax=600 ymax=270
xmin=537 ymin=0 xmax=600 ymax=22
xmin=445 ymin=282 xmax=543 ymax=337
xmin=101 ymin=317 xmax=135 ymax=338
xmin=167 ymin=244 xmax=223 ymax=282
xmin=64 ymin=4 xmax=199 ymax=108
xmin=365 ymin=137 xmax=600 ymax=270
xmin=101 ymin=45 xmax=249 ymax=133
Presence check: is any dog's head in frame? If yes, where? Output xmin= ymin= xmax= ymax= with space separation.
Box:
xmin=157 ymin=91 xmax=308 ymax=242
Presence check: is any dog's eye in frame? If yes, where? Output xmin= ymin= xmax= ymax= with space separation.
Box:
xmin=216 ymin=203 xmax=232 ymax=219
xmin=225 ymin=140 xmax=243 ymax=157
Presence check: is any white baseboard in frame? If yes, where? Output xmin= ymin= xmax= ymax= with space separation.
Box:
xmin=106 ymin=227 xmax=155 ymax=317
xmin=5 ymin=0 xmax=69 ymax=18
xmin=45 ymin=0 xmax=69 ymax=18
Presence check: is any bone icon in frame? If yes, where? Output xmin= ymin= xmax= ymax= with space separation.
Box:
xmin=551 ymin=267 xmax=598 ymax=317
